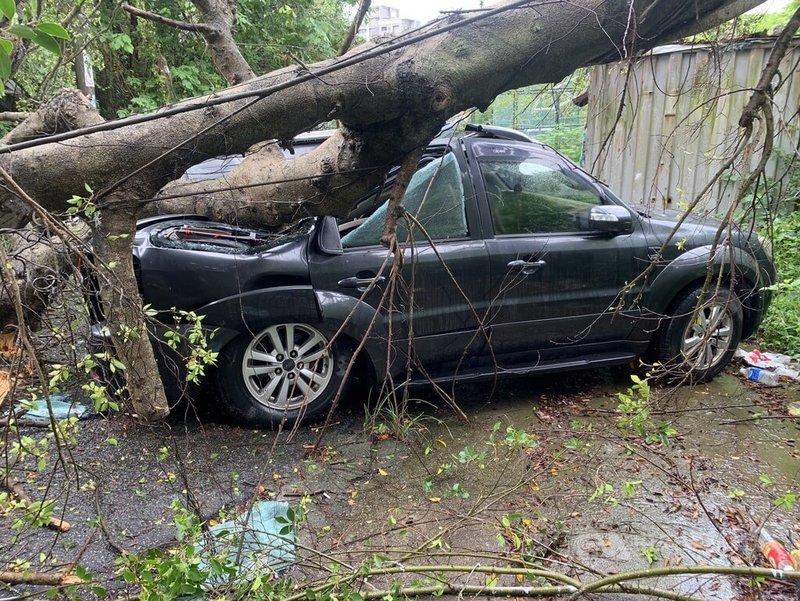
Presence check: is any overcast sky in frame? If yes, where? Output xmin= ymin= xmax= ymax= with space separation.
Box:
xmin=377 ymin=0 xmax=485 ymax=23
xmin=380 ymin=0 xmax=789 ymax=24
xmin=750 ymin=0 xmax=790 ymax=12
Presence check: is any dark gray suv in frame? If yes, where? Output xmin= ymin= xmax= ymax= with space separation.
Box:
xmin=87 ymin=125 xmax=775 ymax=425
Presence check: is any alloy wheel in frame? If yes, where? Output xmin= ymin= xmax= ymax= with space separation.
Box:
xmin=680 ymin=301 xmax=734 ymax=371
xmin=241 ymin=324 xmax=333 ymax=410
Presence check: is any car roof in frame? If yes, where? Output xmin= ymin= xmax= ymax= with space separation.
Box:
xmin=184 ymin=125 xmax=548 ymax=182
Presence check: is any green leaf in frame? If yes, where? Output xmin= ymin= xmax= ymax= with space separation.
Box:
xmin=0 ymin=48 xmax=10 ymax=80
xmin=35 ymin=22 xmax=69 ymax=39
xmin=9 ymin=24 xmax=35 ymax=39
xmin=32 ymin=31 xmax=60 ymax=55
xmin=0 ymin=0 xmax=14 ymax=21
xmin=0 ymin=39 xmax=12 ymax=54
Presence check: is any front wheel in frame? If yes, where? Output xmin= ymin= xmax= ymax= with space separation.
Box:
xmin=216 ymin=323 xmax=349 ymax=427
xmin=655 ymin=286 xmax=743 ymax=383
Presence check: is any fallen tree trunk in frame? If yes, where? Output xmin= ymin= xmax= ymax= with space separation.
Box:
xmin=0 ymin=223 xmax=89 ymax=333
xmin=0 ymin=0 xmax=763 ymax=228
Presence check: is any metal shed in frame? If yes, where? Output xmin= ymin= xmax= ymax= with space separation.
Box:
xmin=584 ymin=38 xmax=800 ymax=214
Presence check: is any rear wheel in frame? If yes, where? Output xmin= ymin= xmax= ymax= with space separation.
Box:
xmin=217 ymin=323 xmax=349 ymax=426
xmin=655 ymin=286 xmax=743 ymax=383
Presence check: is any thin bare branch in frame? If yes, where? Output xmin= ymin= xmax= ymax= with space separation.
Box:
xmin=339 ymin=0 xmax=372 ymax=56
xmin=121 ymin=2 xmax=213 ymax=33
xmin=740 ymin=5 xmax=800 ymax=128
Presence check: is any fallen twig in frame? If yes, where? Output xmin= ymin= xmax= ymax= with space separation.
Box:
xmin=282 ymin=489 xmax=329 ymax=497
xmin=0 ymin=416 xmax=53 ymax=428
xmin=1 ymin=477 xmax=71 ymax=532
xmin=0 ymin=570 xmax=83 ymax=586
xmin=719 ymin=415 xmax=798 ymax=425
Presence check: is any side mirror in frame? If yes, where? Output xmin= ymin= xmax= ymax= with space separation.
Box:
xmin=589 ymin=205 xmax=633 ymax=235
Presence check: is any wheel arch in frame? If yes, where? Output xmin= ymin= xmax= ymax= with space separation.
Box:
xmin=645 ymin=244 xmax=764 ymax=319
xmin=197 ymin=285 xmax=319 ymax=329
xmin=195 ymin=286 xmax=386 ymax=385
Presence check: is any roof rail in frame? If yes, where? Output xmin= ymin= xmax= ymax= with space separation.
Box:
xmin=464 ymin=123 xmax=536 ymax=143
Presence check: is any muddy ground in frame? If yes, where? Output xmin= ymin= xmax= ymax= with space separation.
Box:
xmin=2 ymin=365 xmax=800 ymax=600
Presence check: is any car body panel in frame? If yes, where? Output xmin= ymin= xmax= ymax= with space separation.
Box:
xmin=194 ymin=286 xmax=320 ymax=333
xmin=464 ymin=137 xmax=649 ymax=360
xmin=133 ymin=220 xmax=314 ymax=315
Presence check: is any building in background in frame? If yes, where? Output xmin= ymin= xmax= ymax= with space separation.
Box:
xmin=358 ymin=5 xmax=421 ymax=42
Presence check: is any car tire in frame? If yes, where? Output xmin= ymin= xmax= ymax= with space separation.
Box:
xmin=216 ymin=323 xmax=349 ymax=427
xmin=655 ymin=286 xmax=743 ymax=383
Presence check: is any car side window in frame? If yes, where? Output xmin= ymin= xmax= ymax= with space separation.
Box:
xmin=476 ymin=144 xmax=602 ymax=235
xmin=341 ymin=153 xmax=468 ymax=248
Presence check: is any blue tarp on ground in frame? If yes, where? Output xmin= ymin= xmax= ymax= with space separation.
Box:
xmin=19 ymin=393 xmax=92 ymax=420
xmin=197 ymin=500 xmax=296 ymax=587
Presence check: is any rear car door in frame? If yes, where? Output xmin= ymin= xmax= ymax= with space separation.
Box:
xmin=309 ymin=148 xmax=492 ymax=377
xmin=465 ymin=138 xmax=645 ymax=365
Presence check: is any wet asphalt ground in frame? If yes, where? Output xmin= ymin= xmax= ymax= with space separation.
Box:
xmin=2 ymin=365 xmax=800 ymax=600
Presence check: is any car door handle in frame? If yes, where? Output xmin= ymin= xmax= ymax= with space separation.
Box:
xmin=337 ymin=276 xmax=386 ymax=291
xmin=507 ymin=259 xmax=546 ymax=275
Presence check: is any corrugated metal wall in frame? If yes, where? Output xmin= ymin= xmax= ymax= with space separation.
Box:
xmin=584 ymin=39 xmax=800 ymax=214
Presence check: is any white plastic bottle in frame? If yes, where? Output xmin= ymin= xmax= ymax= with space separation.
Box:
xmin=740 ymin=366 xmax=780 ymax=387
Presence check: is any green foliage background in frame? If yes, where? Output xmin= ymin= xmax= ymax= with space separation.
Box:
xmin=470 ymin=71 xmax=588 ymax=162
xmin=760 ymin=210 xmax=800 ymax=358
xmin=10 ymin=0 xmax=353 ymax=118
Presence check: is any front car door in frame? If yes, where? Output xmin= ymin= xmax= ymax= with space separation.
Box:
xmin=310 ymin=146 xmax=492 ymax=380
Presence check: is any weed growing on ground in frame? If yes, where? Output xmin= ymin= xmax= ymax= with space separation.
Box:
xmin=760 ymin=211 xmax=800 ymax=358
xmin=615 ymin=373 xmax=677 ymax=444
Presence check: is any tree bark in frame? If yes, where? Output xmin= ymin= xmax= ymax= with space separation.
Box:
xmin=92 ymin=188 xmax=170 ymax=421
xmin=0 ymin=224 xmax=88 ymax=333
xmin=191 ymin=0 xmax=255 ymax=84
xmin=0 ymin=89 xmax=103 ymax=228
xmin=0 ymin=88 xmax=104 ymax=145
xmin=0 ymin=90 xmax=101 ymax=333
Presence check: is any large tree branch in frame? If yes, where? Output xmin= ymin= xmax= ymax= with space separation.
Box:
xmin=659 ymin=0 xmax=771 ymax=41
xmin=0 ymin=89 xmax=103 ymax=228
xmin=190 ymin=0 xmax=255 ymax=84
xmin=0 ymin=88 xmax=103 ymax=145
xmin=122 ymin=0 xmax=254 ymax=85
xmin=0 ymin=0 xmax=763 ymax=232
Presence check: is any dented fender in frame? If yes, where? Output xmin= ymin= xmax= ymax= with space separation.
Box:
xmin=193 ymin=286 xmax=388 ymax=380
xmin=196 ymin=286 xmax=320 ymax=339
xmin=314 ymin=290 xmax=389 ymax=381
